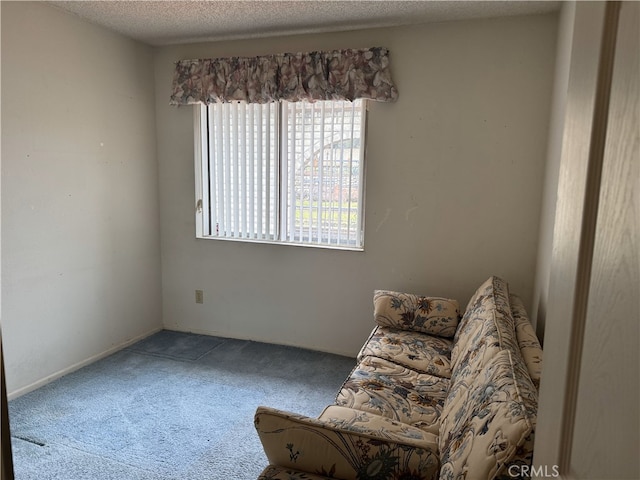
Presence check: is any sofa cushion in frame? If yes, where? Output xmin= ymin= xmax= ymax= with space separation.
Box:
xmin=374 ymin=290 xmax=461 ymax=338
xmin=450 ymin=276 xmax=519 ymax=378
xmin=255 ymin=405 xmax=440 ymax=480
xmin=358 ymin=326 xmax=454 ymax=378
xmin=336 ymin=355 xmax=450 ymax=435
xmin=318 ymin=405 xmax=439 ymax=446
xmin=510 ymin=294 xmax=543 ymax=390
xmin=438 ymin=349 xmax=538 ymax=480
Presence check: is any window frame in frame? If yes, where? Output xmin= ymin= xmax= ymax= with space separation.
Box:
xmin=193 ymin=100 xmax=368 ymax=251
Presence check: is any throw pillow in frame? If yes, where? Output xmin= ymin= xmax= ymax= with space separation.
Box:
xmin=373 ymin=290 xmax=461 ymax=338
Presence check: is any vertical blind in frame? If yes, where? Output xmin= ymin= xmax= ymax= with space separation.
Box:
xmin=205 ymin=102 xmax=279 ymax=240
xmin=201 ymin=99 xmax=365 ymax=248
xmin=281 ymin=100 xmax=365 ymax=247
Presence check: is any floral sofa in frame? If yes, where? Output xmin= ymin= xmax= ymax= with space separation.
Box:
xmin=254 ymin=276 xmax=543 ymax=480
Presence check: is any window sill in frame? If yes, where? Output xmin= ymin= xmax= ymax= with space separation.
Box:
xmin=195 ymin=234 xmax=364 ymax=252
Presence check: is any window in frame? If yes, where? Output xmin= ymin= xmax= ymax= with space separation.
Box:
xmin=194 ymin=99 xmax=367 ymax=250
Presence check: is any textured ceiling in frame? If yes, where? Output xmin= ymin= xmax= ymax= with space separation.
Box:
xmin=48 ymin=1 xmax=560 ymax=47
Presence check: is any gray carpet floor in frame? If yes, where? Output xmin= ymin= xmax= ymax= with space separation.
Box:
xmin=9 ymin=330 xmax=356 ymax=480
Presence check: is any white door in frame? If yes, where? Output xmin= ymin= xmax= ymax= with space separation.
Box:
xmin=534 ymin=2 xmax=639 ymax=478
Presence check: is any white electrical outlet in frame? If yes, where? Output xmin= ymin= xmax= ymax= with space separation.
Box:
xmin=195 ymin=290 xmax=204 ymax=304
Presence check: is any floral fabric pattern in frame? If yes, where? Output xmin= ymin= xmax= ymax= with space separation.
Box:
xmin=438 ymin=350 xmax=538 ymax=480
xmin=258 ymin=465 xmax=333 ymax=480
xmin=170 ymin=47 xmax=398 ymax=105
xmin=499 ymin=430 xmax=536 ymax=479
xmin=319 ymin=405 xmax=439 ymax=444
xmin=336 ymin=356 xmax=450 ymax=435
xmin=374 ymin=290 xmax=461 ymax=338
xmin=255 ymin=405 xmax=440 ymax=480
xmin=358 ymin=326 xmax=454 ymax=378
xmin=510 ymin=294 xmax=543 ymax=390
xmin=450 ymin=276 xmax=519 ymax=377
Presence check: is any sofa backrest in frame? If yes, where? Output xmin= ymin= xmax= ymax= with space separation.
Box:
xmin=438 ymin=276 xmax=539 ymax=479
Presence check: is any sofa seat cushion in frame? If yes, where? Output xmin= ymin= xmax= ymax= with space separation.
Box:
xmin=438 ymin=349 xmax=538 ymax=480
xmin=374 ymin=290 xmax=461 ymax=338
xmin=358 ymin=326 xmax=454 ymax=379
xmin=336 ymin=355 xmax=450 ymax=435
xmin=318 ymin=405 xmax=439 ymax=446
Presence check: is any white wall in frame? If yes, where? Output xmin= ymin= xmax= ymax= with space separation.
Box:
xmin=155 ymin=14 xmax=558 ymax=356
xmin=1 ymin=2 xmax=163 ymax=396
xmin=530 ymin=2 xmax=576 ymax=341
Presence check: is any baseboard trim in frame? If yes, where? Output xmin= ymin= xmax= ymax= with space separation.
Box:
xmin=7 ymin=327 xmax=163 ymax=400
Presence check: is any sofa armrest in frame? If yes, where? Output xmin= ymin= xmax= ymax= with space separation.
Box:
xmin=510 ymin=294 xmax=543 ymax=390
xmin=254 ymin=405 xmax=440 ymax=480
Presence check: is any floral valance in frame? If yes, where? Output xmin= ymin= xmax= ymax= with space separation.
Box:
xmin=170 ymin=47 xmax=398 ymax=105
